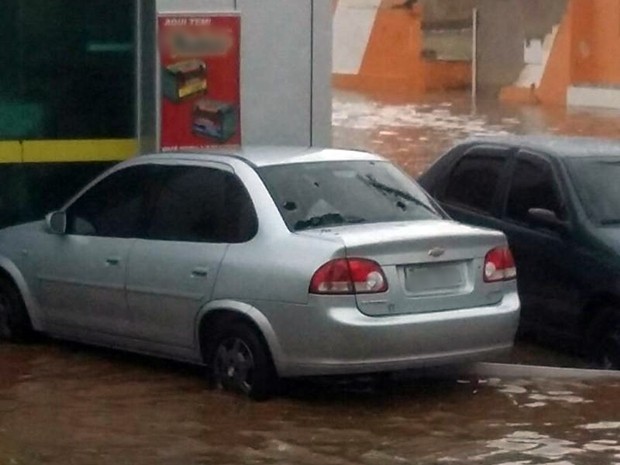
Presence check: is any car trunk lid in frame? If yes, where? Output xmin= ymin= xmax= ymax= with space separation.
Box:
xmin=300 ymin=220 xmax=507 ymax=316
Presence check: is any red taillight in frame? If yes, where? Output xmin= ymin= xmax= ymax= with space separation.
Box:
xmin=484 ymin=246 xmax=517 ymax=282
xmin=309 ymin=258 xmax=388 ymax=294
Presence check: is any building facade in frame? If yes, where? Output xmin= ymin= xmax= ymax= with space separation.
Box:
xmin=0 ymin=0 xmax=331 ymax=228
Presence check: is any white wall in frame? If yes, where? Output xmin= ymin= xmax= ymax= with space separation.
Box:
xmin=149 ymin=0 xmax=331 ymax=147
xmin=568 ymin=86 xmax=620 ymax=110
xmin=332 ymin=0 xmax=381 ymax=75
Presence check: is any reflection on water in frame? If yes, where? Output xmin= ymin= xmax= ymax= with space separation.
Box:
xmin=333 ymin=90 xmax=620 ymax=177
xmin=0 ymin=342 xmax=619 ymax=465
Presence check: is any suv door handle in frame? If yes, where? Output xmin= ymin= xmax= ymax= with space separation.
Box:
xmin=105 ymin=257 xmax=121 ymax=266
xmin=191 ymin=267 xmax=209 ymax=278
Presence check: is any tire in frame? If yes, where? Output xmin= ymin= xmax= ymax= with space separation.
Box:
xmin=0 ymin=278 xmax=34 ymax=342
xmin=209 ymin=322 xmax=277 ymax=401
xmin=587 ymin=308 xmax=620 ymax=370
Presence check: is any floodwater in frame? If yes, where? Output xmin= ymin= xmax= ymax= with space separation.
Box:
xmin=1 ymin=342 xmax=619 ymax=465
xmin=2 ymin=90 xmax=620 ymax=464
xmin=333 ymin=89 xmax=620 ymax=177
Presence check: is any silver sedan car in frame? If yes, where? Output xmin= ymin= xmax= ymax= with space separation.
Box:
xmin=0 ymin=148 xmax=520 ymax=399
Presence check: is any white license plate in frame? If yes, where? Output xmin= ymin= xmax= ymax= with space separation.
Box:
xmin=404 ymin=262 xmax=466 ymax=295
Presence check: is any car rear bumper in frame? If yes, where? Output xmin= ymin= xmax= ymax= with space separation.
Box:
xmin=272 ymin=292 xmax=520 ymax=377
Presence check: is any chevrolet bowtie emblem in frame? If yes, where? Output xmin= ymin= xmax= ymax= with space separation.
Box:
xmin=428 ymin=247 xmax=445 ymax=258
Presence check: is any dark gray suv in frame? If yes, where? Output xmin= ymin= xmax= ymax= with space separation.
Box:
xmin=419 ymin=135 xmax=620 ymax=369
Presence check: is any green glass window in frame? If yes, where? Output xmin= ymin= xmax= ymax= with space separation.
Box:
xmin=0 ymin=0 xmax=136 ymax=140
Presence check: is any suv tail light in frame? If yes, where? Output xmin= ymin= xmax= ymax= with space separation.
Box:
xmin=484 ymin=246 xmax=517 ymax=282
xmin=309 ymin=258 xmax=388 ymax=294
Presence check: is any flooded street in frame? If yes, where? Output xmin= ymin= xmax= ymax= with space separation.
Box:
xmin=333 ymin=90 xmax=620 ymax=177
xmin=1 ymin=342 xmax=619 ymax=465
xmin=2 ymin=90 xmax=620 ymax=464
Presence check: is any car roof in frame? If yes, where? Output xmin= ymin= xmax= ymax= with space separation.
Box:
xmin=461 ymin=135 xmax=620 ymax=159
xmin=138 ymin=146 xmax=385 ymax=167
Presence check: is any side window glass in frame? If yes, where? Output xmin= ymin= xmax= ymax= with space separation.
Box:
xmin=442 ymin=154 xmax=505 ymax=214
xmin=505 ymin=158 xmax=565 ymax=224
xmin=148 ymin=166 xmax=257 ymax=243
xmin=66 ymin=166 xmax=152 ymax=238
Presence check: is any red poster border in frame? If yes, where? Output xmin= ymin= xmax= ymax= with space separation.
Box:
xmin=157 ymin=12 xmax=241 ymax=152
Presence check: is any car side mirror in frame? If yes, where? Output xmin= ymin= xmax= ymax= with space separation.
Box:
xmin=527 ymin=208 xmax=568 ymax=233
xmin=46 ymin=211 xmax=67 ymax=235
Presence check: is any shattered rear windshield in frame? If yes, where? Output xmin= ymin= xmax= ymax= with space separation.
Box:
xmin=258 ymin=160 xmax=442 ymax=231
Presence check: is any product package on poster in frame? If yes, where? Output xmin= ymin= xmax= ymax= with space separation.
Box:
xmin=158 ymin=13 xmax=241 ymax=151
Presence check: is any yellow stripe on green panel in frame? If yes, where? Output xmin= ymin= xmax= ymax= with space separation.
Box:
xmin=23 ymin=139 xmax=138 ymax=163
xmin=0 ymin=139 xmax=138 ymax=163
xmin=0 ymin=141 xmax=22 ymax=163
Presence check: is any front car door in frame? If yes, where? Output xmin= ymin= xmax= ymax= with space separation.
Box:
xmin=125 ymin=163 xmax=258 ymax=351
xmin=38 ymin=165 xmax=155 ymax=337
xmin=499 ymin=151 xmax=582 ymax=339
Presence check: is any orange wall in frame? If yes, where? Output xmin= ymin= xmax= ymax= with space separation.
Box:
xmin=333 ymin=2 xmax=471 ymax=93
xmin=425 ymin=61 xmax=471 ymax=91
xmin=588 ymin=0 xmax=620 ymax=84
xmin=570 ymin=0 xmax=620 ymax=86
xmin=535 ymin=5 xmax=572 ymax=105
xmin=502 ymin=0 xmax=620 ymax=106
xmin=569 ymin=0 xmax=595 ymax=84
xmin=356 ymin=7 xmax=425 ymax=92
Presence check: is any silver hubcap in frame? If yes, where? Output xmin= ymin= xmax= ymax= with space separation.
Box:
xmin=213 ymin=337 xmax=255 ymax=394
xmin=0 ymin=294 xmax=12 ymax=339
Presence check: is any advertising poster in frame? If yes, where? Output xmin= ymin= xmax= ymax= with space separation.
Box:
xmin=158 ymin=13 xmax=241 ymax=151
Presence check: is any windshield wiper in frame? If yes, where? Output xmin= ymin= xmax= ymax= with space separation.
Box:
xmin=359 ymin=175 xmax=438 ymax=216
xmin=294 ymin=213 xmax=365 ymax=231
xmin=600 ymin=219 xmax=620 ymax=225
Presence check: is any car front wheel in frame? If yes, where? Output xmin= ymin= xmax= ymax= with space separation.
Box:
xmin=210 ymin=322 xmax=277 ymax=400
xmin=0 ymin=279 xmax=34 ymax=342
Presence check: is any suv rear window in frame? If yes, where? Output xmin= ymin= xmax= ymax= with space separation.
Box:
xmin=258 ymin=160 xmax=442 ymax=231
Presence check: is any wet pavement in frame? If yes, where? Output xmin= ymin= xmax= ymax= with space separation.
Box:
xmin=1 ymin=342 xmax=619 ymax=465
xmin=2 ymin=90 xmax=620 ymax=464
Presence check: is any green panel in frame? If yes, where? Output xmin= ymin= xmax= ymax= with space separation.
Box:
xmin=0 ymin=103 xmax=46 ymax=139
xmin=0 ymin=162 xmax=114 ymax=228
xmin=0 ymin=0 xmax=136 ymax=141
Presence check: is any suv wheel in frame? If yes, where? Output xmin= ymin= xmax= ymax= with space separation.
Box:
xmin=588 ymin=308 xmax=620 ymax=370
xmin=210 ymin=322 xmax=277 ymax=400
xmin=599 ymin=314 xmax=620 ymax=369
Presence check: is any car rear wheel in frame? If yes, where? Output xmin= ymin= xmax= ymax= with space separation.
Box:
xmin=588 ymin=308 xmax=620 ymax=370
xmin=0 ymin=279 xmax=34 ymax=342
xmin=210 ymin=322 xmax=277 ymax=400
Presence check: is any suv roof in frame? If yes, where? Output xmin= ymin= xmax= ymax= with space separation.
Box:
xmin=461 ymin=135 xmax=620 ymax=159
xmin=140 ymin=147 xmax=384 ymax=168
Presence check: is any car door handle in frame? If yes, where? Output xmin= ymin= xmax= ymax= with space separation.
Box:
xmin=105 ymin=257 xmax=121 ymax=266
xmin=191 ymin=267 xmax=209 ymax=278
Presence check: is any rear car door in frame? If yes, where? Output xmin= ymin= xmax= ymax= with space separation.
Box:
xmin=499 ymin=151 xmax=581 ymax=337
xmin=434 ymin=146 xmax=512 ymax=231
xmin=126 ymin=163 xmax=257 ymax=349
xmin=38 ymin=165 xmax=154 ymax=336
